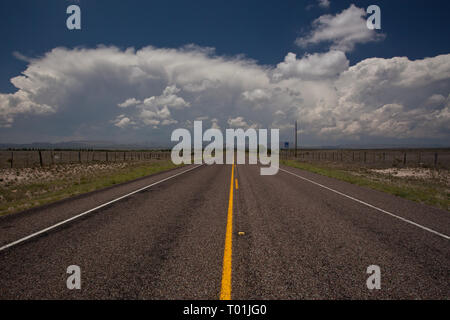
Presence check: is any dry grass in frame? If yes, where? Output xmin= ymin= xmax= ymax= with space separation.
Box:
xmin=282 ymin=160 xmax=449 ymax=211
xmin=0 ymin=160 xmax=179 ymax=216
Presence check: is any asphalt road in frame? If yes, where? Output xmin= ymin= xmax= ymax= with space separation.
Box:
xmin=0 ymin=164 xmax=448 ymax=299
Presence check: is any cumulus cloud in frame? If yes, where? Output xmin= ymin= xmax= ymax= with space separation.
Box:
xmin=273 ymin=50 xmax=349 ymax=80
xmin=227 ymin=116 xmax=249 ymax=128
xmin=0 ymin=45 xmax=449 ymax=145
xmin=142 ymin=85 xmax=190 ymax=110
xmin=296 ymin=4 xmax=384 ymax=52
xmin=119 ymin=85 xmax=189 ymax=128
xmin=118 ymin=98 xmax=141 ymax=108
xmin=242 ymin=89 xmax=271 ymax=101
xmin=0 ymin=91 xmax=54 ymax=127
xmin=113 ymin=114 xmax=134 ymax=128
xmin=326 ymin=55 xmax=450 ymax=139
xmin=227 ymin=116 xmax=260 ymax=129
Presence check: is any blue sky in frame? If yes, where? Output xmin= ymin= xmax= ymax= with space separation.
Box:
xmin=0 ymin=0 xmax=449 ymax=146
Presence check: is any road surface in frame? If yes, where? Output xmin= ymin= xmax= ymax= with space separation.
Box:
xmin=0 ymin=164 xmax=448 ymax=299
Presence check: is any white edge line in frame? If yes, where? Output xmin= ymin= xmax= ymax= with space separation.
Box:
xmin=0 ymin=164 xmax=204 ymax=252
xmin=279 ymin=167 xmax=449 ymax=240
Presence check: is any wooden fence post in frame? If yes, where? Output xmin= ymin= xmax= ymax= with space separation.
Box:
xmin=39 ymin=150 xmax=43 ymax=167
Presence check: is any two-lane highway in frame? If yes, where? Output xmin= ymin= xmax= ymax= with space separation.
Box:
xmin=0 ymin=164 xmax=448 ymax=299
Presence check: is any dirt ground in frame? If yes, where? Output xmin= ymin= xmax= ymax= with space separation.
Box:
xmin=0 ymin=162 xmax=131 ymax=188
xmin=369 ymin=167 xmax=450 ymax=185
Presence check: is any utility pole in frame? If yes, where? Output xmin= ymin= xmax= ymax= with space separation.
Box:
xmin=294 ymin=120 xmax=298 ymax=158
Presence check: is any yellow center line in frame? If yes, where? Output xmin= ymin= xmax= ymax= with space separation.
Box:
xmin=235 ymin=178 xmax=239 ymax=190
xmin=220 ymin=164 xmax=234 ymax=300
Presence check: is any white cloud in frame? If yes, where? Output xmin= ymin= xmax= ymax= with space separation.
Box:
xmin=112 ymin=114 xmax=134 ymax=128
xmin=296 ymin=4 xmax=384 ymax=52
xmin=318 ymin=0 xmax=330 ymax=9
xmin=320 ymin=54 xmax=450 ymax=139
xmin=227 ymin=116 xmax=249 ymax=128
xmin=118 ymin=98 xmax=141 ymax=108
xmin=118 ymin=85 xmax=188 ymax=128
xmin=0 ymin=45 xmax=449 ymax=145
xmin=0 ymin=86 xmax=55 ymax=127
xmin=242 ymin=89 xmax=271 ymax=101
xmin=227 ymin=116 xmax=259 ymax=129
xmin=142 ymin=85 xmax=190 ymax=110
xmin=273 ymin=50 xmax=349 ymax=80
xmin=139 ymin=105 xmax=177 ymax=127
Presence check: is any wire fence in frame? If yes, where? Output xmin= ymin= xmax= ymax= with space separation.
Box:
xmin=0 ymin=150 xmax=172 ymax=169
xmin=2 ymin=149 xmax=450 ymax=169
xmin=280 ymin=149 xmax=450 ymax=169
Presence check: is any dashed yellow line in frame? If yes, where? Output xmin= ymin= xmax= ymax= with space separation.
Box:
xmin=220 ymin=164 xmax=234 ymax=300
xmin=235 ymin=178 xmax=238 ymax=190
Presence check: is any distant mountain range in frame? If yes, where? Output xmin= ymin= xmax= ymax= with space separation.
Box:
xmin=0 ymin=140 xmax=448 ymax=150
xmin=0 ymin=141 xmax=170 ymax=150
xmin=312 ymin=144 xmax=450 ymax=150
